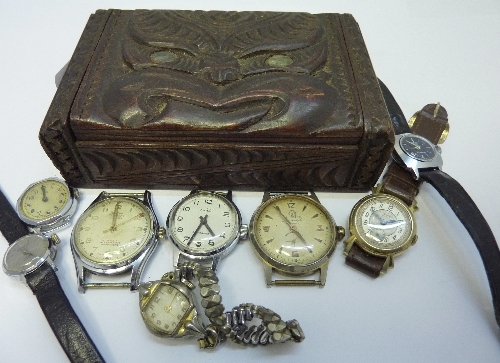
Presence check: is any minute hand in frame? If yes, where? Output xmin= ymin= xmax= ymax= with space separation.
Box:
xmin=273 ymin=206 xmax=313 ymax=253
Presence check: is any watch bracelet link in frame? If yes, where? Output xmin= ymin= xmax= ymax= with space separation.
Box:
xmin=175 ymin=262 xmax=305 ymax=348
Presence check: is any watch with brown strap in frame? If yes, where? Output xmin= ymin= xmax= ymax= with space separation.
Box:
xmin=374 ymin=80 xmax=500 ymax=328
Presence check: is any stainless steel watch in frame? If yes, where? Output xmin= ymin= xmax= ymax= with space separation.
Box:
xmin=16 ymin=177 xmax=78 ymax=236
xmin=249 ymin=191 xmax=344 ymax=286
xmin=166 ymin=190 xmax=248 ymax=271
xmin=70 ymin=191 xmax=164 ymax=292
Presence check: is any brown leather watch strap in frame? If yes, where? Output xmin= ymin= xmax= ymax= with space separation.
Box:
xmin=345 ymin=244 xmax=387 ymax=278
xmin=409 ymin=103 xmax=448 ymax=144
xmin=379 ymin=163 xmax=421 ymax=206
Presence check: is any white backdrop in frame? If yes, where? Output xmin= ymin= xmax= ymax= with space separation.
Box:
xmin=1 ymin=1 xmax=499 ymax=362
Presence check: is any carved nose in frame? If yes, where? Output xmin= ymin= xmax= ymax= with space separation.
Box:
xmin=199 ymin=53 xmax=241 ymax=84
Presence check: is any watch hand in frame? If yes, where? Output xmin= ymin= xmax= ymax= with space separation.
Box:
xmin=164 ymin=292 xmax=179 ymax=316
xmin=187 ymin=215 xmax=208 ymax=246
xmin=41 ymin=185 xmax=48 ymax=202
xmin=102 ymin=212 xmax=145 ymax=233
xmin=110 ymin=202 xmax=121 ymax=232
xmin=273 ymin=206 xmax=313 ymax=253
xmin=201 ymin=217 xmax=216 ymax=237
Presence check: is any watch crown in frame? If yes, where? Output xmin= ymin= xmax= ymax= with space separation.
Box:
xmin=50 ymin=234 xmax=61 ymax=245
xmin=239 ymin=224 xmax=249 ymax=240
xmin=336 ymin=226 xmax=345 ymax=241
xmin=73 ymin=188 xmax=80 ymax=200
xmin=158 ymin=226 xmax=166 ymax=239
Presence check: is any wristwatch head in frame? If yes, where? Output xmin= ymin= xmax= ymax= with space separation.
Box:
xmin=71 ymin=195 xmax=155 ymax=270
xmin=346 ymin=193 xmax=417 ymax=257
xmin=249 ymin=193 xmax=342 ymax=277
xmin=3 ymin=234 xmax=58 ymax=281
xmin=16 ymin=178 xmax=77 ymax=234
xmin=393 ymin=133 xmax=443 ymax=179
xmin=167 ymin=191 xmax=243 ymax=261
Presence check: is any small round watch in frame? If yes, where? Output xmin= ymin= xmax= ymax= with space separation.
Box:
xmin=71 ymin=191 xmax=164 ymax=292
xmin=167 ymin=190 xmax=248 ymax=271
xmin=16 ymin=177 xmax=78 ymax=235
xmin=249 ymin=191 xmax=344 ymax=286
xmin=139 ymin=262 xmax=305 ymax=348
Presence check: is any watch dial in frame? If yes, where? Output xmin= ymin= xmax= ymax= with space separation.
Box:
xmin=353 ymin=194 xmax=414 ymax=253
xmin=400 ymin=134 xmax=436 ymax=162
xmin=3 ymin=235 xmax=49 ymax=275
xmin=142 ymin=283 xmax=192 ymax=335
xmin=73 ymin=197 xmax=153 ymax=265
xmin=168 ymin=192 xmax=239 ymax=255
xmin=19 ymin=179 xmax=70 ymax=221
xmin=251 ymin=194 xmax=336 ymax=270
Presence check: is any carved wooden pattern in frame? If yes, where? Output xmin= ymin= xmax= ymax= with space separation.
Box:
xmin=39 ymin=10 xmax=393 ymax=190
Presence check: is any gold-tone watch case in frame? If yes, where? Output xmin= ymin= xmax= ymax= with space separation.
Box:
xmin=139 ymin=275 xmax=206 ymax=339
xmin=249 ymin=193 xmax=344 ymax=286
xmin=344 ymin=187 xmax=418 ymax=271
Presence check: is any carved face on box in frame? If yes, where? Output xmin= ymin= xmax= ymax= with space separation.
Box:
xmin=102 ymin=11 xmax=344 ymax=134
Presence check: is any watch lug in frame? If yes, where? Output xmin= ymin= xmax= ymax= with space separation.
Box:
xmin=381 ymin=255 xmax=395 ymax=274
xmin=211 ymin=256 xmax=220 ymax=271
xmin=264 ymin=265 xmax=273 ymax=287
xmin=319 ymin=264 xmax=327 ymax=287
xmin=343 ymin=235 xmax=356 ymax=255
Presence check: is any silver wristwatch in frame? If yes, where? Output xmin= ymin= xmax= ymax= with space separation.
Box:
xmin=166 ymin=190 xmax=248 ymax=271
xmin=16 ymin=177 xmax=78 ymax=236
xmin=70 ymin=191 xmax=164 ymax=292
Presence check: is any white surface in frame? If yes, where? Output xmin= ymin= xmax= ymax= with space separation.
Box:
xmin=1 ymin=1 xmax=500 ymax=362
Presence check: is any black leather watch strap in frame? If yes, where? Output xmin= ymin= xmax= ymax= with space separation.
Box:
xmin=26 ymin=263 xmax=106 ymax=363
xmin=420 ymin=169 xmax=500 ymax=327
xmin=0 ymin=188 xmax=106 ymax=363
xmin=0 ymin=188 xmax=29 ymax=244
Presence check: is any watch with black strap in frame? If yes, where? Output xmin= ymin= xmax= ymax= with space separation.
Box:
xmin=379 ymin=79 xmax=500 ymax=328
xmin=0 ymin=187 xmax=105 ymax=363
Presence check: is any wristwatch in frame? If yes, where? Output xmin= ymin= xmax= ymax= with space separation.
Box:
xmin=249 ymin=191 xmax=344 ymax=286
xmin=343 ymin=103 xmax=447 ymax=277
xmin=139 ymin=261 xmax=305 ymax=348
xmin=71 ymin=191 xmax=164 ymax=292
xmin=379 ymin=79 xmax=500 ymax=328
xmin=0 ymin=187 xmax=105 ymax=363
xmin=16 ymin=177 xmax=78 ymax=236
xmin=166 ymin=190 xmax=248 ymax=271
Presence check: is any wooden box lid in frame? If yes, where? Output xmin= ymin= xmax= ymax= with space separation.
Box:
xmin=40 ymin=10 xmax=394 ymax=190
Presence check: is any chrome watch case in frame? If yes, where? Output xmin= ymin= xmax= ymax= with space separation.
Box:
xmin=70 ymin=191 xmax=164 ymax=292
xmin=3 ymin=233 xmax=60 ymax=283
xmin=343 ymin=185 xmax=418 ymax=274
xmin=249 ymin=191 xmax=345 ymax=287
xmin=393 ymin=133 xmax=443 ymax=179
xmin=16 ymin=177 xmax=78 ymax=236
xmin=166 ymin=190 xmax=248 ymax=271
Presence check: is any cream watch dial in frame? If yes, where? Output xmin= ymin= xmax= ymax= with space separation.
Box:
xmin=19 ymin=179 xmax=70 ymax=221
xmin=352 ymin=194 xmax=414 ymax=254
xmin=169 ymin=192 xmax=239 ymax=255
xmin=73 ymin=197 xmax=153 ymax=265
xmin=142 ymin=283 xmax=192 ymax=335
xmin=251 ymin=194 xmax=336 ymax=271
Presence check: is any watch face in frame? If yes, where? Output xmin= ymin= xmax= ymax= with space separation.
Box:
xmin=72 ymin=196 xmax=153 ymax=266
xmin=399 ymin=134 xmax=436 ymax=162
xmin=18 ymin=178 xmax=71 ymax=223
xmin=141 ymin=282 xmax=193 ymax=336
xmin=249 ymin=194 xmax=337 ymax=273
xmin=351 ymin=193 xmax=415 ymax=255
xmin=3 ymin=234 xmax=49 ymax=276
xmin=168 ymin=191 xmax=240 ymax=256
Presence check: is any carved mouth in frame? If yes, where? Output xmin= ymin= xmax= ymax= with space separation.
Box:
xmin=141 ymin=95 xmax=285 ymax=131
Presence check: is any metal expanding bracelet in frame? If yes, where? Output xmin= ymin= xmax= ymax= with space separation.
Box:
xmin=176 ymin=262 xmax=305 ymax=348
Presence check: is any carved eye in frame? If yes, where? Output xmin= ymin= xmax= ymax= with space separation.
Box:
xmin=265 ymin=55 xmax=293 ymax=68
xmin=150 ymin=51 xmax=178 ymax=63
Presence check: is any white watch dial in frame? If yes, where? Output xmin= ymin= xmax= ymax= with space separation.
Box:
xmin=169 ymin=192 xmax=239 ymax=255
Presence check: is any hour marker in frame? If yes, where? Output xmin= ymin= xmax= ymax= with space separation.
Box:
xmin=292 ymin=251 xmax=299 ymax=257
xmin=265 ymin=215 xmax=273 ymax=219
xmin=287 ymin=203 xmax=295 ymax=208
xmin=266 ymin=238 xmax=274 ymax=244
xmin=263 ymin=226 xmax=270 ymax=232
xmin=311 ymin=214 xmax=319 ymax=219
xmin=302 ymin=205 xmax=307 ymax=212
xmin=314 ymin=238 xmax=323 ymax=243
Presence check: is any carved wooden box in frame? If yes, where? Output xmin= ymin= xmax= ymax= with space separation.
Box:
xmin=39 ymin=9 xmax=394 ymax=190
